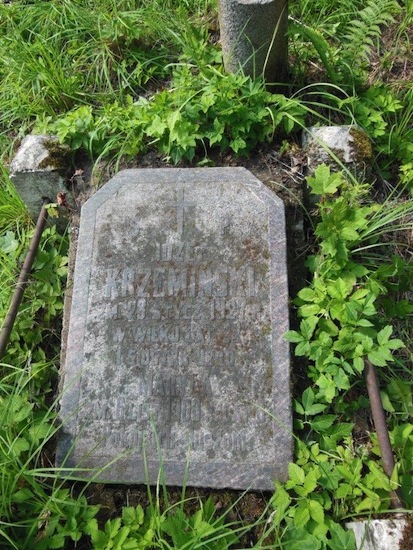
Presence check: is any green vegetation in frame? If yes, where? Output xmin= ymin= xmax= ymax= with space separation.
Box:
xmin=0 ymin=0 xmax=412 ymax=547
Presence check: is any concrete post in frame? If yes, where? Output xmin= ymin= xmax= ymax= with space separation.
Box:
xmin=218 ymin=0 xmax=288 ymax=82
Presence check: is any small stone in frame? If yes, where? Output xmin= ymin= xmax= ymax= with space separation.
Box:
xmin=10 ymin=135 xmax=72 ymax=225
xmin=346 ymin=518 xmax=408 ymax=550
xmin=302 ymin=126 xmax=373 ymax=179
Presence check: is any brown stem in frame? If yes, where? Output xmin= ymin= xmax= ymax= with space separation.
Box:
xmin=0 ymin=199 xmax=50 ymax=360
xmin=365 ymin=359 xmax=403 ymax=509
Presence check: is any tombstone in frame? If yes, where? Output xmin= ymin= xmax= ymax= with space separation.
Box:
xmin=57 ymin=168 xmax=292 ymax=491
xmin=218 ymin=0 xmax=288 ymax=82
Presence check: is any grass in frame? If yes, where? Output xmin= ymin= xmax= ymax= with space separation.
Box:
xmin=0 ymin=0 xmax=412 ymax=547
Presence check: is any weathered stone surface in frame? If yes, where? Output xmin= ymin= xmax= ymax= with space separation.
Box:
xmin=10 ymin=134 xmax=72 ymax=224
xmin=346 ymin=518 xmax=408 ymax=550
xmin=302 ymin=126 xmax=373 ymax=178
xmin=57 ymin=168 xmax=292 ymax=490
xmin=218 ymin=0 xmax=288 ymax=81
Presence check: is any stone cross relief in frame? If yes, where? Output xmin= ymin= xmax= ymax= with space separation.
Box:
xmin=167 ymin=188 xmax=195 ymax=237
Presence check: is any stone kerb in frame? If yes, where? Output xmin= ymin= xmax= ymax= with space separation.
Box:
xmin=57 ymin=167 xmax=292 ymax=491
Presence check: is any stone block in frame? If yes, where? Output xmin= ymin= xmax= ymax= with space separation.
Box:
xmin=346 ymin=518 xmax=409 ymax=550
xmin=10 ymin=135 xmax=72 ymax=225
xmin=57 ymin=167 xmax=292 ymax=490
xmin=302 ymin=126 xmax=373 ymax=179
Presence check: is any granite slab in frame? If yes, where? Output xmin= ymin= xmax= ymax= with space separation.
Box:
xmin=57 ymin=167 xmax=292 ymax=490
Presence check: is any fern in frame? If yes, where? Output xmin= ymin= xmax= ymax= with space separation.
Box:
xmin=289 ymin=19 xmax=339 ymax=83
xmin=342 ymin=0 xmax=400 ymax=65
xmin=289 ymin=0 xmax=400 ymax=86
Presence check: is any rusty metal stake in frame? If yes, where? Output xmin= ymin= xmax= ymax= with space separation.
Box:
xmin=0 ymin=199 xmax=50 ymax=361
xmin=365 ymin=359 xmax=404 ymax=509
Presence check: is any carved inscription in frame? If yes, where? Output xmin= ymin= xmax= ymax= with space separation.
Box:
xmin=104 ymin=265 xmax=256 ymax=299
xmin=78 ymin=182 xmax=273 ymax=462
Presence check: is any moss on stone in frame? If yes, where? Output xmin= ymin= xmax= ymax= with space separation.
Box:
xmin=349 ymin=127 xmax=373 ymax=162
xmin=38 ymin=138 xmax=70 ymax=172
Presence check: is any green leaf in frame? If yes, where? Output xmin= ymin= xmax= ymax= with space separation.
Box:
xmin=311 ymin=415 xmax=337 ymax=432
xmin=0 ymin=231 xmax=19 ymax=254
xmin=377 ymin=325 xmax=393 ymax=345
xmin=294 ymin=500 xmax=310 ymax=528
xmin=335 ymin=482 xmax=352 ymax=499
xmin=306 ymin=403 xmax=328 ymax=416
xmin=230 ymin=137 xmax=247 ymax=153
xmin=284 ymin=330 xmax=304 ymax=343
xmin=288 ymin=463 xmax=306 ymax=485
xmin=272 ymin=483 xmax=291 ymax=522
xmin=327 ymin=278 xmax=352 ymax=300
xmin=300 ymin=304 xmax=321 ymax=317
xmin=301 ymin=316 xmax=319 ymax=340
xmin=316 ymin=375 xmax=337 ymax=402
xmin=301 ymin=387 xmax=327 ymax=416
xmin=368 ymin=347 xmax=393 ymax=366
xmin=302 ymin=387 xmax=314 ymax=409
xmin=307 ymin=164 xmax=342 ymax=195
xmin=303 ymin=469 xmax=319 ymax=494
xmin=48 ymin=533 xmax=66 ymax=549
xmin=296 ymin=341 xmax=311 ymax=356
xmin=289 ymin=533 xmax=323 ymax=550
xmin=356 ymin=318 xmax=374 ymax=327
xmin=298 ymin=288 xmax=318 ymax=302
xmin=10 ymin=437 xmax=30 ymax=457
xmin=387 ymin=338 xmax=404 ymax=350
xmin=380 ymin=391 xmax=395 ymax=413
xmin=309 ymin=499 xmax=324 ymax=524
xmin=328 ymin=521 xmax=356 ymax=550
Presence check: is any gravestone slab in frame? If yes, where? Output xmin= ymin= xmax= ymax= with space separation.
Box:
xmin=57 ymin=168 xmax=292 ymax=490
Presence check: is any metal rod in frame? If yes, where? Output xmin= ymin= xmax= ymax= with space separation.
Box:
xmin=365 ymin=359 xmax=403 ymax=509
xmin=0 ymin=199 xmax=50 ymax=360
